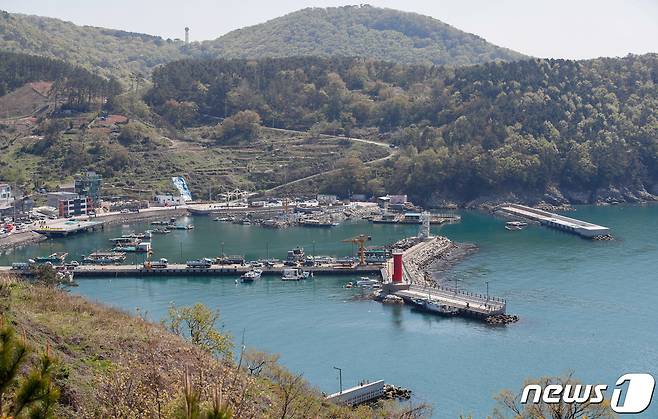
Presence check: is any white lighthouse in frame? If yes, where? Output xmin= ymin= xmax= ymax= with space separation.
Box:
xmin=185 ymin=27 xmax=190 ymax=44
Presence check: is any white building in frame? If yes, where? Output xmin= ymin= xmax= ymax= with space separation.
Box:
xmin=317 ymin=194 xmax=338 ymax=205
xmin=0 ymin=183 xmax=12 ymax=203
xmin=154 ymin=194 xmax=186 ymax=206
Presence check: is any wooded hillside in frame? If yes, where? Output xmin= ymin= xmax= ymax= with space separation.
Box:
xmin=146 ymin=54 xmax=658 ymax=203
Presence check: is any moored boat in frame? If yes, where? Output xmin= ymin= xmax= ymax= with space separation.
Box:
xmin=505 ymin=221 xmax=527 ymax=231
xmin=83 ymin=251 xmax=126 ymax=264
xmin=240 ymin=269 xmax=263 ymax=282
xmin=412 ymin=299 xmax=460 ymax=316
xmin=34 ymin=253 xmax=68 ymax=264
xmin=281 ymin=268 xmax=310 ymax=281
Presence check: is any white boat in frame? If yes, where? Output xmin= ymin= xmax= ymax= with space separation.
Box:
xmin=281 ymin=268 xmax=310 ymax=281
xmin=505 ymin=221 xmax=527 ymax=231
xmin=356 ymin=277 xmax=380 ymax=287
xmin=415 ymin=299 xmax=460 ymax=316
xmin=241 ymin=269 xmax=263 ymax=282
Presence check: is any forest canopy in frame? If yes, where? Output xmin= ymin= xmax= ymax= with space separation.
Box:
xmin=0 ymin=51 xmax=122 ymax=109
xmin=146 ymin=54 xmax=658 ymax=202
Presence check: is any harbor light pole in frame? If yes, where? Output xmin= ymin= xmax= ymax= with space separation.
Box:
xmin=333 ymin=366 xmax=343 ymax=394
xmin=486 ymin=281 xmax=489 ymax=301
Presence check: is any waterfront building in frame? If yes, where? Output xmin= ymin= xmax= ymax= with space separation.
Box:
xmin=0 ymin=183 xmax=13 ymax=216
xmin=47 ymin=192 xmax=93 ymax=217
xmin=0 ymin=183 xmax=12 ymax=203
xmin=154 ymin=194 xmax=186 ymax=206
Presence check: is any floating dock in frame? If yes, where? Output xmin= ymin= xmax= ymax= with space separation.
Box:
xmin=496 ymin=204 xmax=609 ymax=238
xmin=32 ymin=220 xmax=103 ymax=237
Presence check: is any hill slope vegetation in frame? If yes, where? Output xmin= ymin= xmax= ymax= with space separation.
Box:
xmin=199 ymin=5 xmax=527 ymax=66
xmin=1 ymin=276 xmax=422 ymax=417
xmin=147 ymin=54 xmax=658 ymax=204
xmin=0 ymin=10 xmax=187 ymax=81
xmin=0 ymin=5 xmax=525 ymax=84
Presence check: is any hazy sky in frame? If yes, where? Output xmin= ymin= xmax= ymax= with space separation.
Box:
xmin=1 ymin=0 xmax=657 ymax=59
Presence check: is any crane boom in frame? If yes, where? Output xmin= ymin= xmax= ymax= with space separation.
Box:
xmin=341 ymin=234 xmax=372 ymax=265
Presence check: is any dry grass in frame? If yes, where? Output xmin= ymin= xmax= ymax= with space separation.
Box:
xmin=1 ymin=275 xmax=426 ymax=418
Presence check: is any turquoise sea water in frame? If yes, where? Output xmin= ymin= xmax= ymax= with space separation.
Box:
xmin=2 ymin=205 xmax=657 ymax=418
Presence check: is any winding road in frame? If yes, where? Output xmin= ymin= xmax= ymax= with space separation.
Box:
xmin=262 ymin=128 xmax=398 ymax=194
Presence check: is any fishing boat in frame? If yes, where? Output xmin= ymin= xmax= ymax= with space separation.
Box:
xmin=151 ymin=220 xmax=169 ymax=226
xmin=34 ymin=253 xmax=68 ymax=264
xmin=505 ymin=221 xmax=527 ymax=231
xmin=83 ymin=252 xmax=126 ymax=264
xmin=171 ymin=224 xmax=194 ymax=230
xmin=281 ymin=268 xmax=310 ymax=281
xmin=240 ymin=269 xmax=263 ymax=282
xmin=356 ymin=277 xmax=381 ymax=287
xmin=112 ymin=242 xmax=151 ymax=253
xmin=151 ymin=228 xmax=171 ymax=234
xmin=109 ymin=232 xmax=151 ymax=243
xmin=213 ymin=217 xmax=232 ymax=222
xmin=412 ymin=298 xmax=460 ymax=316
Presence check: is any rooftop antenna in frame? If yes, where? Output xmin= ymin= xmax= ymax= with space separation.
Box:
xmin=185 ymin=27 xmax=190 ymax=44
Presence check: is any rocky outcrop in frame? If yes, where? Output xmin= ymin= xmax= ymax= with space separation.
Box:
xmin=426 ymin=184 xmax=657 ymax=210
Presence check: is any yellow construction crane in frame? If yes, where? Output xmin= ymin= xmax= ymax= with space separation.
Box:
xmin=143 ymin=249 xmax=154 ymax=269
xmin=341 ymin=234 xmax=372 ymax=265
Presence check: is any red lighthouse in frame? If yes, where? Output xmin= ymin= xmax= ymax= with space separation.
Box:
xmin=392 ymin=251 xmax=403 ymax=283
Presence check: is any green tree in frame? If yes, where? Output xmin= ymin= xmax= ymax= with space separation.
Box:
xmin=214 ymin=110 xmax=261 ymax=144
xmin=164 ymin=303 xmax=233 ymax=359
xmin=0 ymin=320 xmax=60 ymax=418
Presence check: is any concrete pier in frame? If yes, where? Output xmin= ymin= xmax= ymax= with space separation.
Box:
xmin=3 ymin=264 xmax=383 ymax=278
xmin=496 ymin=204 xmax=609 ymax=238
xmin=382 ymin=236 xmax=507 ymax=318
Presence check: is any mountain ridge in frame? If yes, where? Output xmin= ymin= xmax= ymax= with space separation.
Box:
xmin=199 ymin=5 xmax=528 ymax=66
xmin=0 ymin=5 xmax=527 ymax=83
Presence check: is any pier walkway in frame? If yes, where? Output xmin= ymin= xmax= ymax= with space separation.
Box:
xmin=383 ymin=237 xmax=507 ymax=317
xmin=397 ymin=285 xmax=506 ymax=316
xmin=496 ymin=204 xmax=609 ymax=238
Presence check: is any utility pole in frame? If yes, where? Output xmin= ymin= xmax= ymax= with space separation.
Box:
xmin=333 ymin=366 xmax=343 ymax=394
xmin=486 ymin=281 xmax=489 ymax=301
